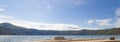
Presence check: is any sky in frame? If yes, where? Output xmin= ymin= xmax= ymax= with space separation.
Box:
xmin=0 ymin=0 xmax=120 ymax=30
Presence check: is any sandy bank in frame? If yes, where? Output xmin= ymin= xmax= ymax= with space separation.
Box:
xmin=35 ymin=36 xmax=120 ymax=42
xmin=35 ymin=39 xmax=120 ymax=42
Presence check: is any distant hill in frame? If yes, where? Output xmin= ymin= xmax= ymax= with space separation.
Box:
xmin=0 ymin=23 xmax=120 ymax=35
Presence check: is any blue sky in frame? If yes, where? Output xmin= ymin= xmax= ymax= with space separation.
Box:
xmin=0 ymin=0 xmax=120 ymax=30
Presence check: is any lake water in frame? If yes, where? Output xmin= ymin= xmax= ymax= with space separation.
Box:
xmin=0 ymin=35 xmax=120 ymax=42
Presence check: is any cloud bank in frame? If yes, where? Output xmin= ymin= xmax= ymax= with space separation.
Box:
xmin=87 ymin=7 xmax=120 ymax=28
xmin=96 ymin=19 xmax=112 ymax=26
xmin=0 ymin=14 xmax=102 ymax=30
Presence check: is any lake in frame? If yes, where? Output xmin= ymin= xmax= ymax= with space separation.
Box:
xmin=0 ymin=35 xmax=120 ymax=42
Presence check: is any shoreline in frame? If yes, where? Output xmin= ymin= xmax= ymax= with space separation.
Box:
xmin=35 ymin=38 xmax=120 ymax=42
xmin=36 ymin=40 xmax=120 ymax=42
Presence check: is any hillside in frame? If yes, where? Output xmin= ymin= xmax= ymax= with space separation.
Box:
xmin=0 ymin=23 xmax=120 ymax=35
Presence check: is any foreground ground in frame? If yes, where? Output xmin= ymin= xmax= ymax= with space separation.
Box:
xmin=35 ymin=39 xmax=120 ymax=42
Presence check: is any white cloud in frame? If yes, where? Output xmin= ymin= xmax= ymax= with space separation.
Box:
xmin=0 ymin=14 xmax=102 ymax=30
xmin=87 ymin=19 xmax=112 ymax=26
xmin=9 ymin=21 xmax=82 ymax=30
xmin=0 ymin=14 xmax=14 ymax=19
xmin=0 ymin=8 xmax=5 ymax=11
xmin=86 ymin=7 xmax=120 ymax=27
xmin=87 ymin=19 xmax=94 ymax=25
xmin=0 ymin=4 xmax=6 ymax=12
xmin=115 ymin=8 xmax=120 ymax=17
xmin=89 ymin=7 xmax=120 ymax=27
xmin=95 ymin=19 xmax=112 ymax=26
xmin=0 ymin=14 xmax=15 ymax=23
xmin=114 ymin=18 xmax=120 ymax=27
xmin=114 ymin=8 xmax=120 ymax=27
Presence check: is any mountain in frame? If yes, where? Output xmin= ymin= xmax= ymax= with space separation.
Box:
xmin=0 ymin=23 xmax=120 ymax=35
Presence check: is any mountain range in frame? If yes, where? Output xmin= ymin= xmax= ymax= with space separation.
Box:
xmin=0 ymin=23 xmax=120 ymax=35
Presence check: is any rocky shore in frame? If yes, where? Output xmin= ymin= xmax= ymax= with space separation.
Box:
xmin=35 ymin=36 xmax=120 ymax=42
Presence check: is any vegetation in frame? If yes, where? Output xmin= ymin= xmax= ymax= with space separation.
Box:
xmin=0 ymin=23 xmax=120 ymax=35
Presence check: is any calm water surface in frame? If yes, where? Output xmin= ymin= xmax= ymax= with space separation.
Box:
xmin=0 ymin=35 xmax=120 ymax=42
